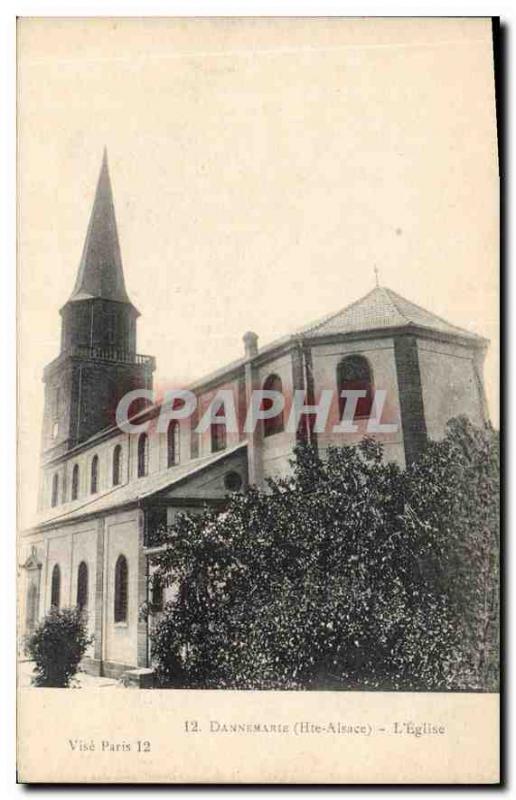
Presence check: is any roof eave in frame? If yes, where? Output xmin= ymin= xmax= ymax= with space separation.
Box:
xmin=300 ymin=323 xmax=489 ymax=349
xmin=59 ymin=295 xmax=140 ymax=317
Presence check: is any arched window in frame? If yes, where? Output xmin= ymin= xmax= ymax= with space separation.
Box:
xmin=112 ymin=444 xmax=122 ymax=486
xmin=211 ymin=404 xmax=227 ymax=453
xmin=167 ymin=421 xmax=180 ymax=467
xmin=71 ymin=464 xmax=79 ymax=501
xmin=262 ymin=374 xmax=285 ymax=437
xmin=137 ymin=433 xmax=148 ymax=477
xmin=76 ymin=561 xmax=88 ymax=610
xmin=90 ymin=455 xmax=99 ymax=494
xmin=50 ymin=564 xmax=61 ymax=608
xmin=114 ymin=555 xmax=128 ymax=623
xmin=51 ymin=473 xmax=59 ymax=508
xmin=337 ymin=355 xmax=374 ymax=421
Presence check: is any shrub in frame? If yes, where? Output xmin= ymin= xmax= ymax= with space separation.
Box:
xmin=147 ymin=417 xmax=499 ymax=691
xmin=26 ymin=607 xmax=93 ymax=687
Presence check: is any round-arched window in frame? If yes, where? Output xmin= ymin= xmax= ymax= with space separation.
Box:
xmin=71 ymin=464 xmax=80 ymax=500
xmin=114 ymin=555 xmax=128 ymax=623
xmin=137 ymin=433 xmax=148 ymax=477
xmin=77 ymin=561 xmax=88 ymax=610
xmin=112 ymin=444 xmax=122 ymax=486
xmin=262 ymin=374 xmax=284 ymax=437
xmin=336 ymin=355 xmax=374 ymax=420
xmin=90 ymin=454 xmax=99 ymax=494
xmin=211 ymin=403 xmax=227 ymax=453
xmin=51 ymin=564 xmax=61 ymax=608
xmin=167 ymin=421 xmax=180 ymax=467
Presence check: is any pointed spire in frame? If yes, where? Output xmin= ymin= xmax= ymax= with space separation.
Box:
xmin=68 ymin=150 xmax=134 ymax=307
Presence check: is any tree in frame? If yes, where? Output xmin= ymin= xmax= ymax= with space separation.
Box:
xmin=25 ymin=607 xmax=93 ymax=687
xmin=403 ymin=416 xmax=499 ymax=690
xmin=147 ymin=417 xmax=499 ymax=691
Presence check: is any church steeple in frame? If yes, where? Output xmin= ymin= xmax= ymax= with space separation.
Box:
xmin=59 ymin=151 xmax=140 ymax=356
xmin=68 ymin=149 xmax=136 ymax=310
xmin=41 ymin=152 xmax=155 ymax=458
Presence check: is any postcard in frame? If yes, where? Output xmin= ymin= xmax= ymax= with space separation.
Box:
xmin=17 ymin=16 xmax=500 ymax=784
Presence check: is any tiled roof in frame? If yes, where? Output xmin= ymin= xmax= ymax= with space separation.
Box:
xmin=297 ymin=286 xmax=484 ymax=341
xmin=30 ymin=441 xmax=247 ymax=530
xmin=67 ymin=149 xmax=136 ymax=309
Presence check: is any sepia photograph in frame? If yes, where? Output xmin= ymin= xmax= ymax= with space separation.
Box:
xmin=16 ymin=15 xmax=500 ymax=783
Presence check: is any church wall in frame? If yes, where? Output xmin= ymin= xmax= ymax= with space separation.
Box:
xmin=61 ymin=299 xmax=137 ymax=355
xmin=76 ymin=360 xmax=152 ymax=448
xmin=104 ymin=511 xmax=141 ymax=668
xmin=41 ymin=406 xmax=215 ymax=516
xmin=258 ymin=351 xmax=297 ymax=480
xmin=164 ymin=447 xmax=249 ymax=501
xmin=70 ymin=526 xmax=98 ymax=654
xmin=40 ymin=462 xmax=66 ymax=511
xmin=47 ymin=531 xmax=74 ymax=610
xmin=22 ymin=522 xmax=99 ymax=652
xmin=41 ymin=427 xmax=131 ymax=511
xmin=417 ymin=339 xmax=487 ymax=440
xmin=20 ymin=512 xmax=144 ymax=672
xmin=40 ymin=361 xmax=77 ymax=463
xmin=140 ymin=425 xmax=158 ymax=476
xmin=310 ymin=338 xmax=405 ymax=467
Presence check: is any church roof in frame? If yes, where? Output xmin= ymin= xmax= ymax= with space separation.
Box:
xmin=67 ymin=150 xmax=136 ymax=309
xmin=159 ymin=287 xmax=486 ymax=400
xmin=185 ymin=286 xmax=485 ymax=392
xmin=296 ymin=286 xmax=485 ymax=342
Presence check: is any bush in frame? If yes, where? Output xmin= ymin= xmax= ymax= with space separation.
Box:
xmin=26 ymin=607 xmax=93 ymax=687
xmin=147 ymin=417 xmax=499 ymax=691
xmin=404 ymin=416 xmax=500 ymax=690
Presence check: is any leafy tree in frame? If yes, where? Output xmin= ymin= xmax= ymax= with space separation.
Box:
xmin=147 ymin=417 xmax=499 ymax=691
xmin=25 ymin=607 xmax=93 ymax=687
xmin=403 ymin=417 xmax=499 ymax=690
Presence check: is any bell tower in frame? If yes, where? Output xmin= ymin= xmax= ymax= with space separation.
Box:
xmin=41 ymin=151 xmax=155 ymax=460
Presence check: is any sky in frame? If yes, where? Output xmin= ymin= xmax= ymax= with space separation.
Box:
xmin=18 ymin=17 xmax=499 ymax=527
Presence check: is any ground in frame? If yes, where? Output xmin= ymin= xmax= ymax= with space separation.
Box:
xmin=18 ymin=659 xmax=121 ymax=689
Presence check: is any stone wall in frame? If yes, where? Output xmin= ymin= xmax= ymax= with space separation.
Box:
xmin=417 ymin=338 xmax=488 ymax=440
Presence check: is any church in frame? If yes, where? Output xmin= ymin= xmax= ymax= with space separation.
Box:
xmin=20 ymin=154 xmax=490 ymax=680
